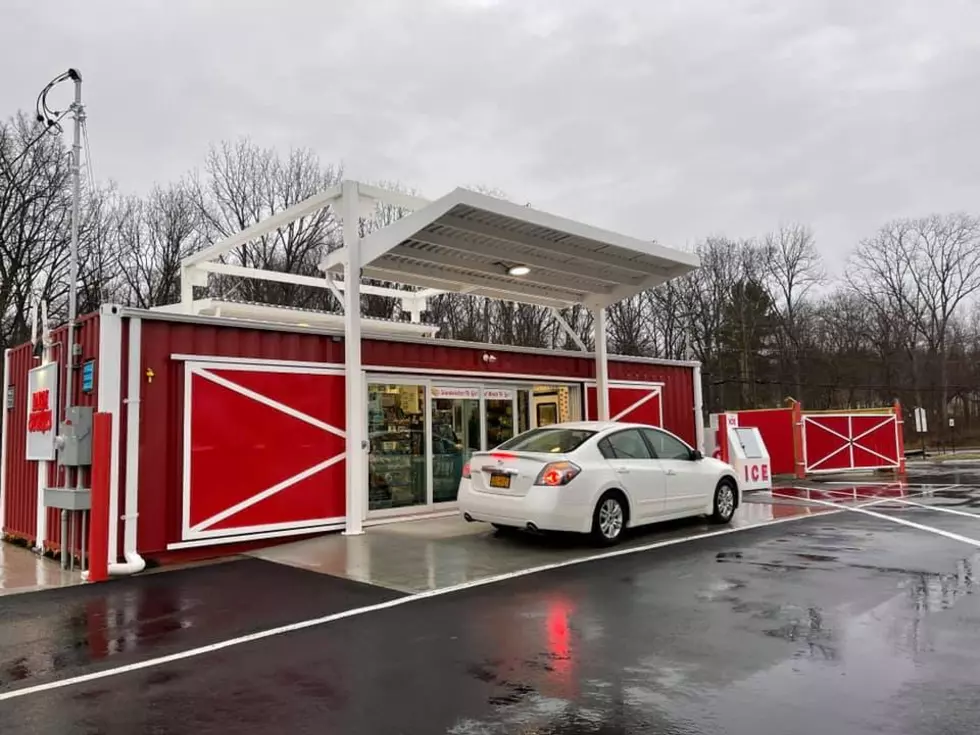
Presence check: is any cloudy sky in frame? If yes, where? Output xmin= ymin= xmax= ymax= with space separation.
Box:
xmin=3 ymin=0 xmax=979 ymax=265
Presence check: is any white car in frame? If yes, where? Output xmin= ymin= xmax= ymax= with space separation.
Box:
xmin=458 ymin=421 xmax=740 ymax=544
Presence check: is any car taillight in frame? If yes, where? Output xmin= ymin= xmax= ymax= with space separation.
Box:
xmin=461 ymin=461 xmax=471 ymax=479
xmin=534 ymin=461 xmax=581 ymax=487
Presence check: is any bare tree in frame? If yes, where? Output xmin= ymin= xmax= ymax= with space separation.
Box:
xmin=191 ymin=138 xmax=342 ymax=308
xmin=849 ymin=214 xmax=980 ymax=429
xmin=763 ymin=223 xmax=823 ymax=397
xmin=0 ymin=114 xmax=73 ymax=349
xmin=606 ymin=295 xmax=651 ymax=356
xmin=113 ymin=182 xmax=208 ymax=308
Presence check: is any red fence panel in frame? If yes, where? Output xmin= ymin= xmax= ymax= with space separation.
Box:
xmin=802 ymin=413 xmax=900 ymax=474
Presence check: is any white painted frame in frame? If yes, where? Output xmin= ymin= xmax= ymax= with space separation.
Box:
xmin=802 ymin=413 xmax=901 ymax=474
xmin=181 ymin=359 xmax=347 ymax=541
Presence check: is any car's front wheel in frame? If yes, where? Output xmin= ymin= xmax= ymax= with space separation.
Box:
xmin=591 ymin=491 xmax=628 ymax=545
xmin=711 ymin=479 xmax=737 ymax=524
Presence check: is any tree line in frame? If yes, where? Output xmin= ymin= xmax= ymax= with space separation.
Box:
xmin=3 ymin=115 xmax=979 ymax=439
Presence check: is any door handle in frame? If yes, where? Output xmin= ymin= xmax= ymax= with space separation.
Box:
xmin=665 ymin=469 xmax=677 ymax=476
xmin=617 ymin=468 xmax=630 ymax=474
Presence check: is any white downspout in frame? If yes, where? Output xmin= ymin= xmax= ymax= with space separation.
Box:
xmin=1 ymin=348 xmax=10 ymax=534
xmin=109 ymin=314 xmax=145 ymax=575
xmin=593 ymin=305 xmax=610 ymax=420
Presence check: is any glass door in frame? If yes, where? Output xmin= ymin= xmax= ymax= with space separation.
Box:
xmin=484 ymin=388 xmax=517 ymax=449
xmin=430 ymin=385 xmax=480 ymax=503
xmin=367 ymin=383 xmax=428 ymax=511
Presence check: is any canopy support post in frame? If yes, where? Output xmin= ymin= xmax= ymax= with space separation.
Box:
xmin=342 ymin=181 xmax=366 ymax=535
xmin=593 ymin=305 xmax=610 ymax=420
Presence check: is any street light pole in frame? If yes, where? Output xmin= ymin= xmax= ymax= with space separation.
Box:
xmin=65 ymin=68 xmax=83 ymax=416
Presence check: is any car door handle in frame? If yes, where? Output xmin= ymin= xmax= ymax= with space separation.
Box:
xmin=617 ymin=468 xmax=630 ymax=475
xmin=665 ymin=469 xmax=677 ymax=476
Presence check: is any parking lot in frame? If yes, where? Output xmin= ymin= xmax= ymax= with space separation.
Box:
xmin=2 ymin=474 xmax=980 ymax=734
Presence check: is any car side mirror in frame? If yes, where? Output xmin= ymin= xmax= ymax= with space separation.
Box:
xmin=690 ymin=449 xmax=704 ymax=461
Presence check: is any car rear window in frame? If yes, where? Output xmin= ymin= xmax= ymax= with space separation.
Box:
xmin=496 ymin=427 xmax=596 ymax=454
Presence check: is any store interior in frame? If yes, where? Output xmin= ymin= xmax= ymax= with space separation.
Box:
xmin=366 ymin=382 xmax=581 ymax=512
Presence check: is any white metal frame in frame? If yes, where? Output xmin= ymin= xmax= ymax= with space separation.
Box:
xmin=802 ymin=413 xmax=901 ymax=474
xmin=176 ymin=179 xmax=700 ymax=534
xmin=181 ymin=359 xmax=347 ymax=541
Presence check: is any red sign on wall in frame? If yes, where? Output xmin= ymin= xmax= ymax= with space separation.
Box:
xmin=28 ymin=389 xmax=53 ymax=433
xmin=25 ymin=361 xmax=58 ymax=460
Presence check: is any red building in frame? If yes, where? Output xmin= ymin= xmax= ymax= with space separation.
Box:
xmin=1 ymin=182 xmax=702 ymax=571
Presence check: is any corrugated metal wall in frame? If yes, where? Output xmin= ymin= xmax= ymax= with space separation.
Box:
xmin=1 ymin=313 xmax=101 ymax=556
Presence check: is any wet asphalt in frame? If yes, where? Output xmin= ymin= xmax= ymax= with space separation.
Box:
xmin=3 ymin=477 xmax=980 ymax=733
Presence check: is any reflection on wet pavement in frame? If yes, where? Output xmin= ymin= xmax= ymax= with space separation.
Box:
xmin=0 ymin=542 xmax=81 ymax=597
xmin=0 ymin=558 xmax=399 ymax=690
xmin=250 ymin=495 xmax=829 ymax=593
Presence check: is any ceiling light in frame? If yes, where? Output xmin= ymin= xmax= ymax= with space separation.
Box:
xmin=508 ymin=265 xmax=531 ymax=277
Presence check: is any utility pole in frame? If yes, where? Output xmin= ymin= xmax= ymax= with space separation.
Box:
xmin=65 ymin=68 xmax=83 ymax=416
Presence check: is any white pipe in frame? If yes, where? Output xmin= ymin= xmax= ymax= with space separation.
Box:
xmin=0 ymin=349 xmax=9 ymax=534
xmin=65 ymin=71 xmax=83 ymax=420
xmin=109 ymin=315 xmax=145 ymax=575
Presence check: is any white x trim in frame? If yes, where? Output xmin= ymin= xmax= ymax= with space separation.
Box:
xmin=196 ymin=369 xmax=346 ymax=439
xmin=804 ymin=414 xmax=898 ymax=472
xmin=191 ymin=454 xmax=346 ymax=532
xmin=611 ymin=388 xmax=662 ymax=422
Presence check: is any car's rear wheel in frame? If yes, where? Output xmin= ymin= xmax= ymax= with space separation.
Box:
xmin=591 ymin=491 xmax=628 ymax=545
xmin=711 ymin=480 xmax=737 ymax=524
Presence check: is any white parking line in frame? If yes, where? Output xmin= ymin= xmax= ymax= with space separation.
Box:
xmin=773 ymin=491 xmax=980 ymax=549
xmin=0 ymin=493 xmax=906 ymax=703
xmin=892 ymin=498 xmax=980 ymax=520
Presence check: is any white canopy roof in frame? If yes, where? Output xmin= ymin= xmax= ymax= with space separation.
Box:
xmin=179 ymin=180 xmax=699 ymax=313
xmin=321 ymin=186 xmax=699 ymax=309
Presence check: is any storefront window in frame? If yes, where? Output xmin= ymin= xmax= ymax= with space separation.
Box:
xmin=368 ymin=384 xmax=427 ymax=511
xmin=517 ymin=390 xmax=530 ymax=435
xmin=484 ymin=388 xmax=516 ymax=449
xmin=431 ymin=386 xmax=479 ymax=503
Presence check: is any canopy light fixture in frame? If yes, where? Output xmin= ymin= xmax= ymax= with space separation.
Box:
xmin=507 ymin=264 xmax=531 ymax=277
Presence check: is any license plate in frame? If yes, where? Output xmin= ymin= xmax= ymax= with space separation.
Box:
xmin=489 ymin=473 xmax=511 ymax=489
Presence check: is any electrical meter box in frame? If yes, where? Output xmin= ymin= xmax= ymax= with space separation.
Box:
xmin=706 ymin=413 xmax=772 ymax=491
xmin=57 ymin=405 xmax=94 ymax=467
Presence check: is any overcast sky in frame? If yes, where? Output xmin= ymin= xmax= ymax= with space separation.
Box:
xmin=4 ymin=0 xmax=979 ymax=265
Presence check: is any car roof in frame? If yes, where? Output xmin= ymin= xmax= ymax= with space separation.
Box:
xmin=540 ymin=421 xmax=653 ymax=432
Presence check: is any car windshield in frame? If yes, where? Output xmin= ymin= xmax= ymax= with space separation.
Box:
xmin=496 ymin=427 xmax=596 ymax=454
